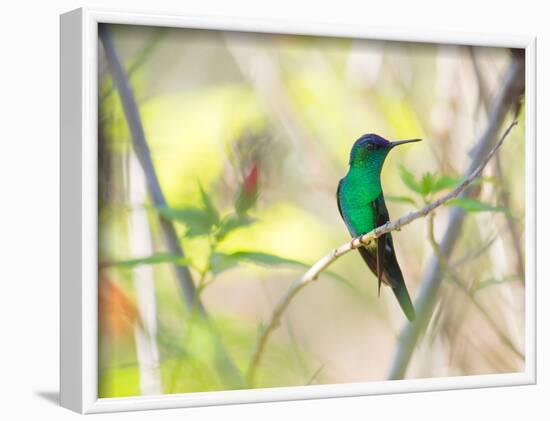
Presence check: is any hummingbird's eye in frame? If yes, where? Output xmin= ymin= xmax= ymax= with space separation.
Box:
xmin=366 ymin=142 xmax=376 ymax=151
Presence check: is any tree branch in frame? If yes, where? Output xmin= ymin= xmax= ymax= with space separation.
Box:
xmin=99 ymin=24 xmax=201 ymax=313
xmin=387 ymin=54 xmax=524 ymax=380
xmin=246 ymin=119 xmax=518 ymax=387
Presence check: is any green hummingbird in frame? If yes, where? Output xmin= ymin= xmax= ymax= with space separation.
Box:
xmin=337 ymin=133 xmax=420 ymax=321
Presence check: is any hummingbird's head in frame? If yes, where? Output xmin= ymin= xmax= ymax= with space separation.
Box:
xmin=348 ymin=133 xmax=421 ymax=167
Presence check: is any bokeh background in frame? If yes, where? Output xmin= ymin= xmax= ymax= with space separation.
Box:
xmin=97 ymin=24 xmax=525 ymax=398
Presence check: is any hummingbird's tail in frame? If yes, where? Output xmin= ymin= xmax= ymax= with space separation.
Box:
xmin=391 ymin=278 xmax=416 ymax=322
xmin=383 ymin=258 xmax=416 ymax=322
xmin=357 ymin=246 xmax=416 ymax=322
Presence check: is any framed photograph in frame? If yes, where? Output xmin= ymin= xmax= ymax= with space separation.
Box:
xmin=60 ymin=7 xmax=536 ymax=414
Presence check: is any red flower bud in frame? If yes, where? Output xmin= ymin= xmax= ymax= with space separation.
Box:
xmin=243 ymin=162 xmax=259 ymax=195
xmin=235 ymin=162 xmax=260 ymax=214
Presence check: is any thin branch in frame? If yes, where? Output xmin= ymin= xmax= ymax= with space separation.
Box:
xmin=470 ymin=47 xmax=525 ymax=282
xmin=306 ymin=364 xmax=325 ymax=385
xmin=427 ymin=214 xmax=523 ymax=360
xmin=259 ymin=281 xmax=311 ymax=379
xmin=99 ymin=24 xmax=244 ymax=388
xmin=450 ymin=233 xmax=498 ymax=269
xmin=388 ymin=54 xmax=524 ymax=380
xmin=245 ymin=119 xmax=518 ymax=387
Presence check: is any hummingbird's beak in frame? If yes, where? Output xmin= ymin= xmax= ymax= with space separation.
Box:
xmin=389 ymin=138 xmax=422 ymax=148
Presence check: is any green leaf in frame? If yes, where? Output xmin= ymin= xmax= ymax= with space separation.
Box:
xmin=321 ymin=270 xmax=367 ymax=297
xmin=229 ymin=251 xmax=308 ymax=267
xmin=399 ymin=165 xmax=423 ymax=194
xmin=467 ymin=176 xmax=499 ymax=188
xmin=476 ymin=275 xmax=521 ymax=291
xmin=209 ymin=252 xmax=241 ymax=274
xmin=431 ymin=175 xmax=461 ymax=193
xmin=446 ymin=198 xmax=507 ymax=213
xmin=109 ymin=254 xmax=191 ymax=268
xmin=155 ymin=184 xmax=220 ymax=238
xmin=234 ymin=187 xmax=258 ymax=215
xmin=419 ymin=172 xmax=435 ymax=196
xmin=210 ymin=251 xmax=363 ymax=297
xmin=157 ymin=206 xmax=214 ymax=237
xmin=400 ymin=168 xmax=463 ymax=197
xmin=428 ymin=175 xmax=494 ymax=196
xmin=384 ymin=195 xmax=417 ymax=206
xmin=233 ymin=251 xmax=311 ymax=267
xmin=216 ymin=214 xmax=256 ymax=241
xmin=479 ymin=175 xmax=498 ymax=185
xmin=198 ymin=183 xmax=220 ymax=225
xmin=210 ymin=251 xmax=309 ymax=275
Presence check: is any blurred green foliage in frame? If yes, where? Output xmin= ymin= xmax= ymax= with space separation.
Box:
xmin=98 ymin=25 xmax=526 ymax=397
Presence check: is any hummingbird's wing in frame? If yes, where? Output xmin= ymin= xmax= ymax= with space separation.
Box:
xmin=373 ymin=195 xmax=390 ymax=295
xmin=336 ymin=178 xmax=358 ymax=234
xmin=357 ymin=195 xmax=415 ymax=321
xmin=374 ymin=194 xmax=416 ymax=321
xmin=336 ymin=178 xmax=345 ymax=221
xmin=338 ymin=179 xmax=391 ymax=289
xmin=355 ymin=194 xmax=392 ymax=294
xmin=349 ymin=194 xmax=395 ymax=290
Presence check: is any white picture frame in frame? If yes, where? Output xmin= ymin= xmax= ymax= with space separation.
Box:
xmin=60 ymin=7 xmax=537 ymax=414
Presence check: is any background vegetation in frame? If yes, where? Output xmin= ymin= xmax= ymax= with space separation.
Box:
xmin=98 ymin=24 xmax=525 ymax=398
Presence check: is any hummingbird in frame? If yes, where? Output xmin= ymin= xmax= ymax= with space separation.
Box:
xmin=336 ymin=133 xmax=420 ymax=322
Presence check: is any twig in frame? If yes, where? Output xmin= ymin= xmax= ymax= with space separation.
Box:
xmin=450 ymin=233 xmax=498 ymax=269
xmin=470 ymin=47 xmax=525 ymax=282
xmin=245 ymin=119 xmax=518 ymax=387
xmin=99 ymin=24 xmax=244 ymax=388
xmin=427 ymin=214 xmax=523 ymax=360
xmin=259 ymin=281 xmax=310 ymax=379
xmin=387 ymin=54 xmax=524 ymax=380
xmin=306 ymin=364 xmax=325 ymax=385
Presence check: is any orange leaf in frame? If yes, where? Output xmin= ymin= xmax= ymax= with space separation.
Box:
xmin=99 ymin=275 xmax=138 ymax=339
